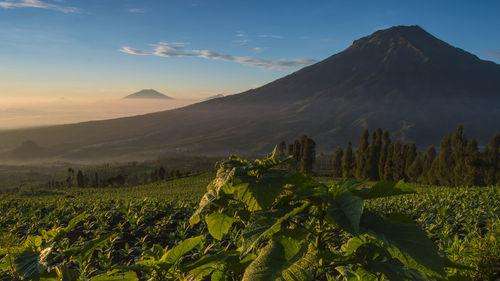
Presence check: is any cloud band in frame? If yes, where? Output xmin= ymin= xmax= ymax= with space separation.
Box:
xmin=120 ymin=42 xmax=316 ymax=70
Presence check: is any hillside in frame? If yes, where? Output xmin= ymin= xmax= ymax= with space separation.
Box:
xmin=0 ymin=25 xmax=499 ymax=162
xmin=124 ymin=89 xmax=173 ymax=99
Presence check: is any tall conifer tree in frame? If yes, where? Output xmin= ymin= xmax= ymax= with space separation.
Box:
xmin=332 ymin=146 xmax=344 ymax=178
xmin=464 ymin=137 xmax=482 ymax=186
xmin=355 ymin=129 xmax=369 ymax=179
xmin=451 ymin=125 xmax=468 ymax=186
xmin=383 ymin=143 xmax=394 ymax=181
xmin=300 ymin=136 xmax=316 ymax=174
xmin=438 ymin=134 xmax=453 ymax=186
xmin=366 ymin=128 xmax=382 ymax=180
xmin=422 ymin=145 xmax=436 ymax=184
xmin=392 ymin=141 xmax=403 ymax=180
xmin=405 ymin=143 xmax=417 ymax=177
xmin=278 ymin=141 xmax=287 ymax=158
xmin=407 ymin=152 xmax=423 ymax=183
xmin=342 ymin=142 xmax=356 ymax=178
xmin=378 ymin=131 xmax=391 ymax=179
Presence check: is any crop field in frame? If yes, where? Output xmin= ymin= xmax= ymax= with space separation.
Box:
xmin=0 ymin=165 xmax=498 ymax=280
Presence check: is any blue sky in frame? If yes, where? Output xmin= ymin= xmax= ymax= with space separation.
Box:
xmin=1 ymin=0 xmax=499 ymax=98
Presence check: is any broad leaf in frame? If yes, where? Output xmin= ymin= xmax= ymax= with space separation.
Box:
xmin=241 ymin=202 xmax=311 ymax=256
xmin=232 ymin=171 xmax=288 ymax=211
xmin=351 ymin=181 xmax=416 ymax=199
xmin=242 ymin=241 xmax=318 ymax=281
xmin=160 ymin=235 xmax=203 ymax=265
xmin=205 ymin=212 xmax=235 ymax=240
xmin=15 ymin=249 xmax=46 ymax=281
xmin=325 ymin=193 xmax=363 ymax=235
xmin=359 ymin=211 xmax=444 ymax=276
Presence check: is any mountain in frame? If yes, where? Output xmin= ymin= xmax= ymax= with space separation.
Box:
xmin=5 ymin=140 xmax=54 ymax=160
xmin=0 ymin=25 xmax=499 ymax=162
xmin=124 ymin=89 xmax=173 ymax=99
xmin=204 ymin=94 xmax=225 ymax=101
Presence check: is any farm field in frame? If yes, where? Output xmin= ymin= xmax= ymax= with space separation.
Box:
xmin=0 ymin=168 xmax=498 ymax=280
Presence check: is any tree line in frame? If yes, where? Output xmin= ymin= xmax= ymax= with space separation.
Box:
xmin=44 ymin=166 xmax=190 ymax=188
xmin=279 ymin=125 xmax=500 ymax=187
xmin=277 ymin=135 xmax=316 ymax=174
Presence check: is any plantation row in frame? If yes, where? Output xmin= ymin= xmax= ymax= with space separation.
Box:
xmin=0 ymin=154 xmax=498 ymax=280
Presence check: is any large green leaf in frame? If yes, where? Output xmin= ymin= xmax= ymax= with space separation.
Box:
xmin=325 ymin=193 xmax=363 ymax=235
xmin=232 ymin=171 xmax=288 ymax=211
xmin=351 ymin=241 xmax=428 ymax=281
xmin=205 ymin=212 xmax=235 ymax=240
xmin=351 ymin=181 xmax=416 ymax=199
xmin=242 ymin=241 xmax=318 ymax=281
xmin=15 ymin=249 xmax=46 ymax=281
xmin=241 ymin=202 xmax=311 ymax=256
xmin=241 ymin=218 xmax=276 ymax=256
xmin=190 ymin=189 xmax=217 ymax=226
xmin=160 ymin=235 xmax=203 ymax=265
xmin=359 ymin=211 xmax=445 ymax=276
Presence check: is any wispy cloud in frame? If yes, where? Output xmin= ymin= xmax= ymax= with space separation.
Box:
xmin=253 ymin=47 xmax=263 ymax=53
xmin=120 ymin=42 xmax=317 ymax=70
xmin=258 ymin=34 xmax=285 ymax=39
xmin=128 ymin=8 xmax=146 ymax=13
xmin=233 ymin=38 xmax=249 ymax=46
xmin=233 ymin=31 xmax=249 ymax=46
xmin=0 ymin=0 xmax=80 ymax=13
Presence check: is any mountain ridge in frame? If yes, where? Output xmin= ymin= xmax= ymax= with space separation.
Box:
xmin=1 ymin=25 xmax=499 ymax=162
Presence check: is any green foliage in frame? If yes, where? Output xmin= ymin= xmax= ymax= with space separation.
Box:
xmin=187 ymin=152 xmax=462 ymax=280
xmin=0 ymin=159 xmax=497 ymax=280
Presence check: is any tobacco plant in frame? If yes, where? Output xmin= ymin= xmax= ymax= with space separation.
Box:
xmin=184 ymin=150 xmax=465 ymax=280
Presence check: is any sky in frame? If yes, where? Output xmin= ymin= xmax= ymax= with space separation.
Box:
xmin=0 ymin=0 xmax=499 ymax=100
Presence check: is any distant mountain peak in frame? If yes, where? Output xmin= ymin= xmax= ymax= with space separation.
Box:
xmin=124 ymin=89 xmax=173 ymax=99
xmin=204 ymin=94 xmax=225 ymax=101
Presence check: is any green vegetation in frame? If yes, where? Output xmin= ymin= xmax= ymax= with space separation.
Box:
xmin=0 ymin=152 xmax=498 ymax=280
xmin=311 ymin=125 xmax=500 ymax=187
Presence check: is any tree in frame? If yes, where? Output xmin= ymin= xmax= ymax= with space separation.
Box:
xmin=292 ymin=140 xmax=301 ymax=162
xmin=278 ymin=141 xmax=287 ymax=158
xmin=400 ymin=143 xmax=409 ymax=180
xmin=391 ymin=141 xmax=403 ymax=181
xmin=76 ymin=170 xmax=85 ymax=188
xmin=405 ymin=143 xmax=418 ymax=177
xmin=382 ymin=143 xmax=394 ymax=181
xmin=378 ymin=131 xmax=391 ymax=179
xmin=464 ymin=138 xmax=482 ymax=186
xmin=332 ymin=146 xmax=343 ymax=178
xmin=483 ymin=132 xmax=500 ymax=185
xmin=355 ymin=129 xmax=370 ymax=179
xmin=407 ymin=153 xmax=423 ymax=183
xmin=366 ymin=128 xmax=382 ymax=180
xmin=422 ymin=145 xmax=436 ymax=184
xmin=438 ymin=134 xmax=453 ymax=186
xmin=300 ymin=136 xmax=316 ymax=174
xmin=451 ymin=125 xmax=468 ymax=186
xmin=93 ymin=172 xmax=99 ymax=188
xmin=66 ymin=168 xmax=74 ymax=188
xmin=342 ymin=142 xmax=356 ymax=178
xmin=158 ymin=166 xmax=166 ymax=181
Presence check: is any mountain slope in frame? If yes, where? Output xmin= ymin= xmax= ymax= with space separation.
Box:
xmin=124 ymin=89 xmax=173 ymax=99
xmin=1 ymin=25 xmax=499 ymax=162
